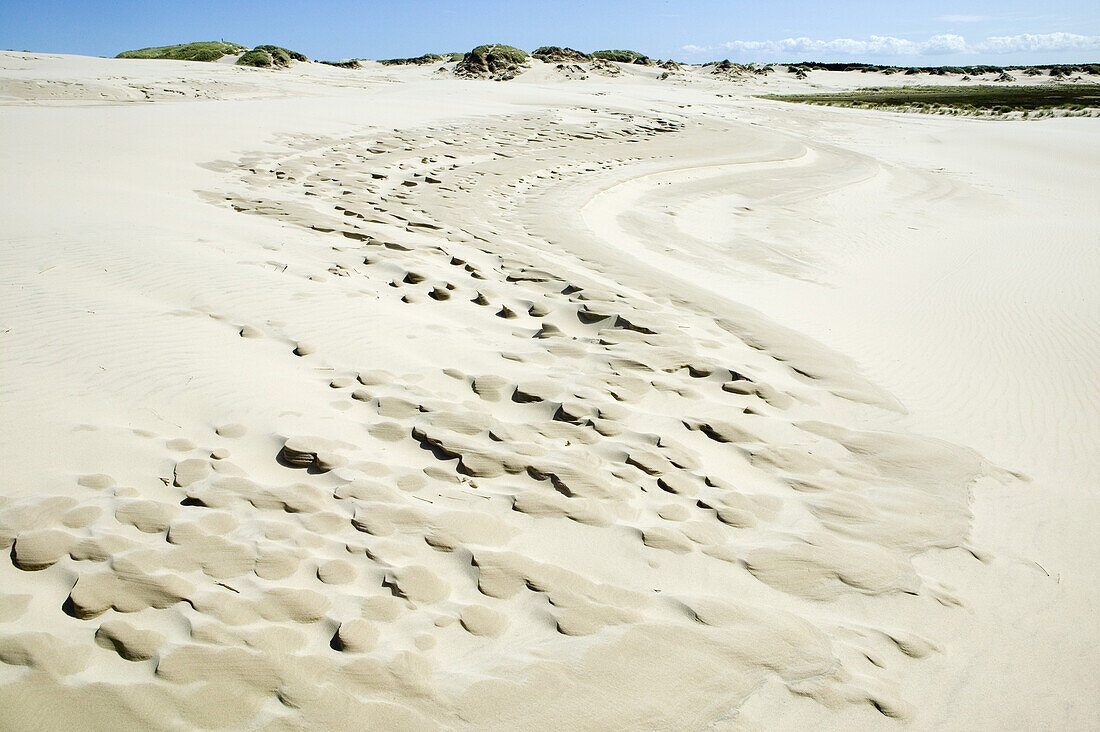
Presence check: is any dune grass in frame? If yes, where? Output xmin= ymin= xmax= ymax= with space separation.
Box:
xmin=115 ymin=41 xmax=247 ymax=62
xmin=116 ymin=41 xmax=308 ymax=68
xmin=236 ymin=49 xmax=275 ymax=67
xmin=592 ymin=49 xmax=651 ymax=64
xmin=236 ymin=45 xmax=308 ymax=68
xmin=253 ymin=45 xmax=307 ymax=63
xmin=379 ymin=53 xmax=462 ymax=65
xmin=319 ymin=59 xmax=361 ymax=69
xmin=532 ymin=47 xmax=592 ymax=63
xmin=454 ymin=45 xmax=529 ymax=80
xmin=761 ymin=84 xmax=1100 ymax=115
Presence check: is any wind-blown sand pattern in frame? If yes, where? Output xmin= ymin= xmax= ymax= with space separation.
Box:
xmin=1 ymin=52 xmax=1097 ymax=729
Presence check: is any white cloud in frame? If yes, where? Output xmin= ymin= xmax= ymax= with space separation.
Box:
xmin=938 ymin=15 xmax=988 ymax=23
xmin=682 ymin=32 xmax=1100 ymax=57
xmin=975 ymin=32 xmax=1100 ymax=53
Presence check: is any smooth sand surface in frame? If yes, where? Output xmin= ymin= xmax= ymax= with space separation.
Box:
xmin=1 ymin=52 xmax=1097 ymax=729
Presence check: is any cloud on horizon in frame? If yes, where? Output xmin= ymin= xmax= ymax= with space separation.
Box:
xmin=682 ymin=32 xmax=1100 ymax=58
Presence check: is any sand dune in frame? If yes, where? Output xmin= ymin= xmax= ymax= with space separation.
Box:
xmin=0 ymin=51 xmax=1097 ymax=729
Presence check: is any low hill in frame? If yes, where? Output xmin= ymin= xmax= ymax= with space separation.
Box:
xmin=454 ymin=45 xmax=528 ymax=80
xmin=115 ymin=41 xmax=247 ymax=62
xmin=591 ymin=49 xmax=652 ymax=65
xmin=237 ymin=45 xmax=308 ymax=68
xmin=532 ymin=47 xmax=592 ymax=63
xmin=379 ymin=53 xmax=463 ymax=66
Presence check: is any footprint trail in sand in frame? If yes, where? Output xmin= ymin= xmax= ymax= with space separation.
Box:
xmin=0 ymin=103 xmax=1015 ymax=728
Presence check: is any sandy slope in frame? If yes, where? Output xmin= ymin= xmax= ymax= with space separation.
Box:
xmin=0 ymin=52 xmax=1096 ymax=729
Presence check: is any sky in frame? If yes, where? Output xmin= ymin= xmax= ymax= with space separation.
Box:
xmin=2 ymin=0 xmax=1098 ymax=65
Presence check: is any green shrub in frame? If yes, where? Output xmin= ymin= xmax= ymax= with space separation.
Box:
xmin=531 ymin=46 xmax=591 ymax=62
xmin=379 ymin=53 xmax=446 ymax=66
xmin=260 ymin=46 xmax=290 ymax=65
xmin=236 ymin=45 xmax=307 ymax=68
xmin=454 ymin=44 xmax=528 ymax=79
xmin=471 ymin=44 xmax=526 ymax=64
xmin=116 ymin=41 xmax=247 ymax=62
xmin=236 ymin=49 xmax=274 ymax=67
xmin=591 ymin=49 xmax=650 ymax=64
xmin=251 ymin=45 xmax=308 ymax=65
xmin=705 ymin=59 xmax=745 ymax=75
xmin=760 ymin=84 xmax=1100 ymax=115
xmin=319 ymin=59 xmax=361 ymax=69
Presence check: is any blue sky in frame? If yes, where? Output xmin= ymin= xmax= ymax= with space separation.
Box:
xmin=2 ymin=1 xmax=1098 ymax=64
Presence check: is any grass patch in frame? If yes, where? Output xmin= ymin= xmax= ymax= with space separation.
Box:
xmin=782 ymin=63 xmax=1099 ymax=78
xmin=454 ymin=44 xmax=528 ymax=79
xmin=532 ymin=47 xmax=592 ymax=63
xmin=116 ymin=41 xmax=247 ymax=62
xmin=236 ymin=49 xmax=274 ymax=67
xmin=319 ymin=59 xmax=361 ymax=69
xmin=253 ymin=45 xmax=308 ymax=63
xmin=592 ymin=49 xmax=652 ymax=64
xmin=705 ymin=60 xmax=773 ymax=75
xmin=116 ymin=41 xmax=307 ymax=67
xmin=236 ymin=45 xmax=308 ymax=68
xmin=760 ymin=84 xmax=1100 ymax=114
xmin=379 ymin=53 xmax=454 ymax=66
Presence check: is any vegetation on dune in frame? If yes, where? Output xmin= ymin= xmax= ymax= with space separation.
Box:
xmin=379 ymin=53 xmax=455 ymax=66
xmin=236 ymin=49 xmax=274 ymax=67
xmin=454 ymin=44 xmax=529 ymax=80
xmin=591 ymin=49 xmax=652 ymax=65
xmin=760 ymin=84 xmax=1100 ymax=117
xmin=115 ymin=41 xmax=247 ymax=62
xmin=784 ymin=61 xmax=1099 ymax=77
xmin=116 ymin=40 xmax=310 ymax=68
xmin=236 ymin=45 xmax=308 ymax=68
xmin=319 ymin=59 xmax=361 ymax=69
xmin=253 ymin=45 xmax=308 ymax=63
xmin=1046 ymin=64 xmax=1100 ymax=76
xmin=704 ymin=60 xmax=773 ymax=77
xmin=532 ymin=47 xmax=592 ymax=63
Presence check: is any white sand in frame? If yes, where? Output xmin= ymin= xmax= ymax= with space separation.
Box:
xmin=0 ymin=52 xmax=1096 ymax=729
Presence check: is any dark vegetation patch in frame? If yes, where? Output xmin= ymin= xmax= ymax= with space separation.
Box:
xmin=532 ymin=47 xmax=592 ymax=63
xmin=254 ymin=45 xmax=308 ymax=63
xmin=592 ymin=50 xmax=653 ymax=65
xmin=760 ymin=84 xmax=1100 ymax=115
xmin=237 ymin=45 xmax=308 ymax=67
xmin=454 ymin=44 xmax=528 ymax=80
xmin=784 ymin=62 xmax=1100 ymax=77
xmin=236 ymin=48 xmax=275 ymax=67
xmin=116 ymin=41 xmax=309 ymax=67
xmin=379 ymin=53 xmax=462 ymax=66
xmin=319 ymin=59 xmax=361 ymax=69
xmin=116 ymin=41 xmax=247 ymax=62
xmin=704 ymin=60 xmax=774 ymax=77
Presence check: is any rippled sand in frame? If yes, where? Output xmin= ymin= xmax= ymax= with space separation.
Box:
xmin=1 ymin=52 xmax=1097 ymax=730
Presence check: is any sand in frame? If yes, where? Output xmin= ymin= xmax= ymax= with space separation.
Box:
xmin=0 ymin=51 xmax=1097 ymax=729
